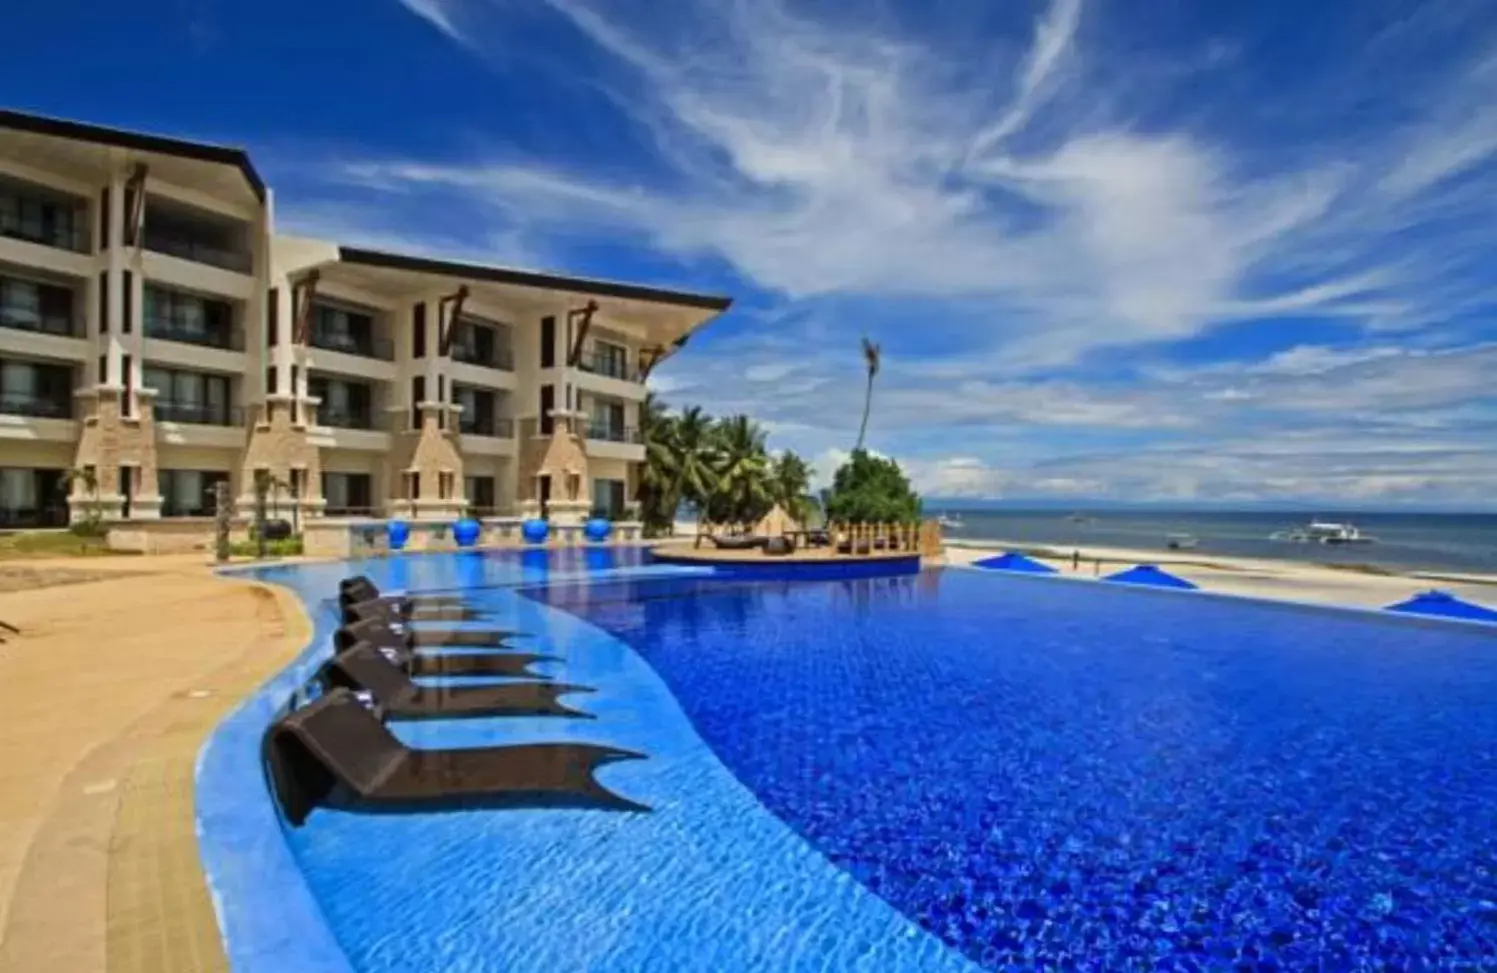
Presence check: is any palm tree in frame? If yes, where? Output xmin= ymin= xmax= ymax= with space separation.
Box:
xmin=60 ymin=466 xmax=103 ymax=540
xmin=770 ymin=450 xmax=815 ymax=525
xmin=855 ymin=335 xmax=881 ymax=452
xmin=670 ymin=406 xmax=718 ymax=520
xmin=638 ymin=393 xmax=678 ymax=534
xmin=710 ymin=415 xmax=771 ymax=525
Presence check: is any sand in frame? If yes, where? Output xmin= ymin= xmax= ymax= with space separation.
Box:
xmin=941 ymin=539 xmax=1497 ymax=611
xmin=0 ymin=554 xmax=312 ymax=973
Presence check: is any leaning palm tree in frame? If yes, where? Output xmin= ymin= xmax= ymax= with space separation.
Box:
xmin=855 ymin=335 xmax=881 ymax=451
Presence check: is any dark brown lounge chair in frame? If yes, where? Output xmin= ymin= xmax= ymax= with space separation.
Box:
xmin=338 ymin=576 xmax=465 ymax=616
xmin=342 ymin=598 xmax=486 ymax=627
xmin=264 ymin=688 xmax=648 ymax=826
xmin=336 ymin=617 xmax=522 ymax=652
xmin=319 ymin=645 xmax=594 ymax=720
xmin=338 ymin=636 xmax=556 ymax=680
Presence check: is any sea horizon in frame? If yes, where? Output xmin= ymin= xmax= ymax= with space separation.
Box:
xmin=928 ymin=507 xmax=1497 ymax=575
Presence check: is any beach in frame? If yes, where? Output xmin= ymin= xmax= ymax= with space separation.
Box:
xmin=675 ymin=520 xmax=1497 ymax=611
xmin=941 ymin=539 xmax=1497 ymax=611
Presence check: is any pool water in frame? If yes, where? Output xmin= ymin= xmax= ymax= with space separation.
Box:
xmin=249 ymin=555 xmax=1497 ymax=971
xmin=533 ymin=570 xmax=1497 ymax=969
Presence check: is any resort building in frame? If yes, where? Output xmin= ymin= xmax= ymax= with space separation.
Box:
xmin=0 ymin=110 xmax=730 ymax=529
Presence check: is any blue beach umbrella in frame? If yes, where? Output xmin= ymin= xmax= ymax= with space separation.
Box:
xmin=973 ymin=552 xmax=1058 ymax=574
xmin=1103 ymin=564 xmax=1199 ymax=590
xmin=1384 ymin=590 xmax=1497 ymax=624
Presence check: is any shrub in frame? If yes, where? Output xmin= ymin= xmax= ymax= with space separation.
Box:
xmin=228 ymin=536 xmax=305 ymax=558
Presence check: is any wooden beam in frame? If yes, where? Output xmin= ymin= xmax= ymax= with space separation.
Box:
xmin=437 ymin=286 xmax=469 ymax=357
xmin=291 ymin=271 xmax=320 ymax=345
xmin=123 ymin=163 xmax=148 ymax=248
xmin=637 ymin=345 xmax=667 ymax=382
xmin=565 ymin=301 xmax=599 ymax=367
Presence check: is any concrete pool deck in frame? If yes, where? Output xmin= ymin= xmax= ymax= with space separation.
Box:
xmin=0 ymin=554 xmax=312 ymax=972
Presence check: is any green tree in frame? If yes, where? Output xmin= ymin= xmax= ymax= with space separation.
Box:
xmin=855 ymin=336 xmax=881 ymax=451
xmin=637 ymin=393 xmax=678 ymax=535
xmin=770 ymin=450 xmax=815 ymax=525
xmin=708 ymin=414 xmax=771 ymax=525
xmin=824 ymin=449 xmax=921 ymax=525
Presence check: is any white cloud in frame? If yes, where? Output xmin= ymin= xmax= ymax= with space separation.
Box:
xmin=347 ymin=0 xmax=1497 ymax=373
xmin=397 ymin=0 xmax=464 ymax=41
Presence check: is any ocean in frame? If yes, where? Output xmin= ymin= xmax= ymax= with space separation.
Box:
xmin=937 ymin=509 xmax=1497 ymax=575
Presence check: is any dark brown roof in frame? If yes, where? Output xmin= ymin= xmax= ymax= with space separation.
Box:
xmin=0 ymin=109 xmax=266 ymax=201
xmin=337 ymin=246 xmax=733 ymax=312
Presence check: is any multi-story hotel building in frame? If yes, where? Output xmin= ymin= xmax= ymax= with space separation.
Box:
xmin=0 ymin=110 xmax=730 ymax=529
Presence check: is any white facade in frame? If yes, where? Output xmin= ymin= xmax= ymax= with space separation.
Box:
xmin=0 ymin=110 xmax=729 ymax=526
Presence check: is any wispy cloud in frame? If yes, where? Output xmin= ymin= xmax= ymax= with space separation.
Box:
xmin=365 ymin=0 xmax=1497 ymax=503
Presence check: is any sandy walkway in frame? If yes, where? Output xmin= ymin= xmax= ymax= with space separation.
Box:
xmin=942 ymin=540 xmax=1497 ymax=611
xmin=0 ymin=555 xmax=312 ymax=973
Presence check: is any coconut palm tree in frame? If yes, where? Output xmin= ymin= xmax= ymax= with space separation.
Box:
xmin=770 ymin=450 xmax=815 ymax=525
xmin=638 ymin=393 xmax=678 ymax=534
xmin=710 ymin=415 xmax=772 ymax=525
xmin=670 ymin=406 xmax=719 ymax=523
xmin=855 ymin=335 xmax=881 ymax=452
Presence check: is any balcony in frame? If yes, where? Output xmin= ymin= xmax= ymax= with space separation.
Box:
xmin=0 ymin=308 xmax=80 ymax=338
xmin=154 ymin=401 xmax=241 ymax=426
xmin=578 ymin=350 xmax=636 ymax=382
xmin=144 ymin=319 xmax=244 ymax=351
xmin=140 ymin=230 xmax=252 ymax=274
xmin=317 ymin=407 xmax=377 ymax=431
xmin=450 ymin=341 xmax=515 ymax=371
xmin=586 ymin=422 xmax=639 ymax=444
xmin=0 ymin=186 xmax=88 ymax=254
xmin=459 ymin=416 xmax=515 ymax=438
xmin=309 ymin=328 xmax=394 ymax=361
xmin=0 ymin=393 xmax=71 ymax=419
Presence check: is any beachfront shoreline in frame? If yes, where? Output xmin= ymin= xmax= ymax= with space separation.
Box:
xmin=940 ymin=538 xmax=1497 ymax=612
xmin=672 ymin=520 xmax=1497 ymax=611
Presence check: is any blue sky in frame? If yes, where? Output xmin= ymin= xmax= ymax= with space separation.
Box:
xmin=6 ymin=0 xmax=1497 ymax=507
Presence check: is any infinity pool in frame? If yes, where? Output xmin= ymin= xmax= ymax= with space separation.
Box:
xmin=209 ymin=553 xmax=1497 ymax=971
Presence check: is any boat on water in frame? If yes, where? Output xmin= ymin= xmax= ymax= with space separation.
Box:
xmin=1269 ymin=519 xmax=1376 ymax=545
xmin=937 ymin=512 xmax=964 ymax=530
xmin=1166 ymin=532 xmax=1198 ymax=550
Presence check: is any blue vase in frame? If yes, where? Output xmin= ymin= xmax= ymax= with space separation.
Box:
xmin=521 ymin=519 xmax=550 ymax=545
xmin=387 ymin=519 xmax=410 ymax=551
xmin=583 ymin=518 xmax=613 ymax=543
xmin=453 ymin=518 xmax=481 ymax=548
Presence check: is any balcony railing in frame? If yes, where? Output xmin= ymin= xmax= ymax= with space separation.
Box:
xmin=309 ymin=329 xmax=395 ymax=361
xmin=578 ymin=351 xmax=636 ymax=382
xmin=585 ymin=422 xmax=640 ymax=444
xmin=154 ymin=402 xmax=241 ymax=426
xmin=140 ymin=231 xmax=252 ymax=273
xmin=144 ymin=320 xmax=245 ymax=351
xmin=459 ymin=416 xmax=515 ymax=438
xmin=318 ymin=408 xmax=377 ymax=431
xmin=0 ymin=506 xmax=70 ymax=529
xmin=450 ymin=342 xmax=515 ymax=371
xmin=0 ymin=309 xmax=81 ymax=338
xmin=0 ymin=211 xmax=89 ymax=254
xmin=0 ymin=394 xmax=72 ymax=419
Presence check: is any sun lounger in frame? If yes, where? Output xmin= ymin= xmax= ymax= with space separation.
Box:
xmin=264 ymin=688 xmax=648 ymax=825
xmin=341 ymin=597 xmax=486 ymax=627
xmin=764 ymin=536 xmax=795 ymax=556
xmin=338 ymin=576 xmax=465 ymax=615
xmin=335 ymin=617 xmax=523 ymax=654
xmin=339 ymin=637 xmax=556 ymax=680
xmin=318 ymin=645 xmax=594 ymax=720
